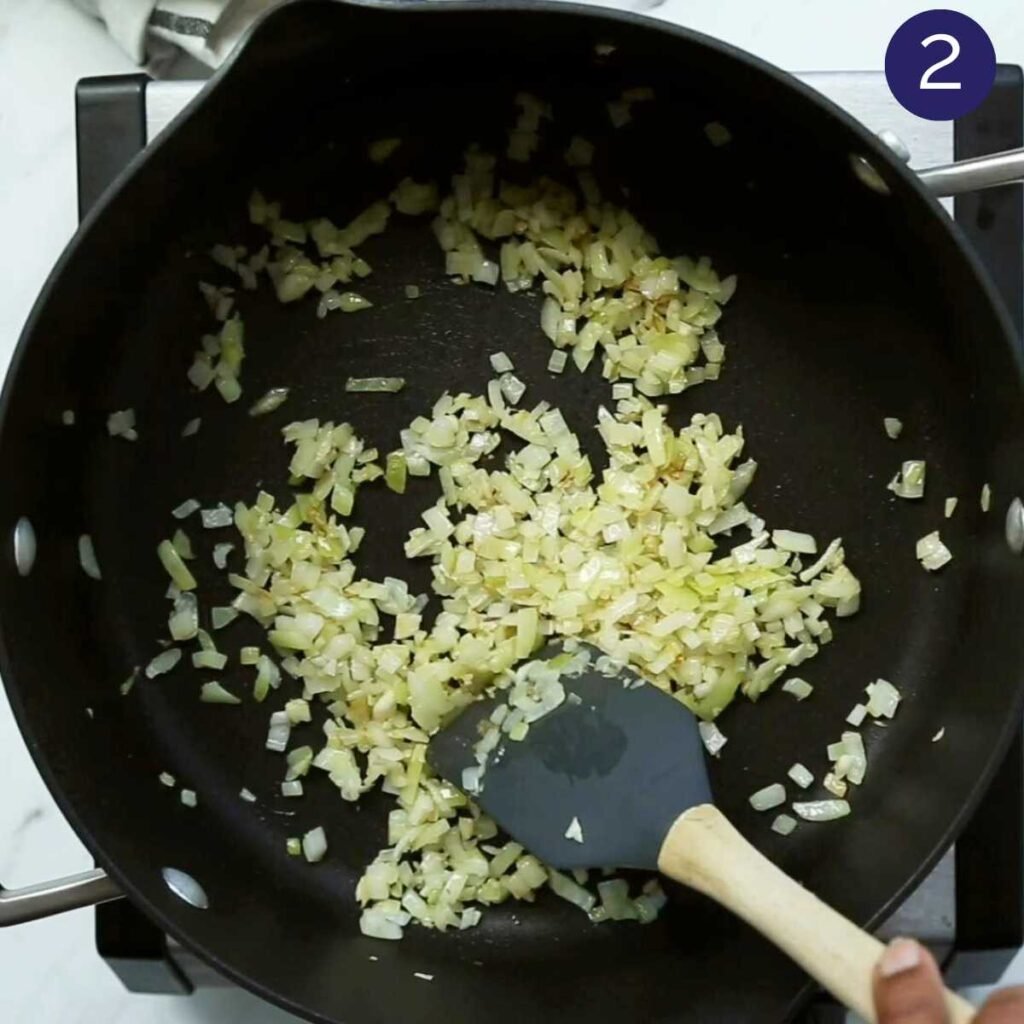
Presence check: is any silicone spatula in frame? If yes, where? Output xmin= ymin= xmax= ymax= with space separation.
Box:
xmin=430 ymin=643 xmax=973 ymax=1024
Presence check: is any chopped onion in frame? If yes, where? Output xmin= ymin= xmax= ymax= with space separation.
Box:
xmin=489 ymin=352 xmax=514 ymax=374
xmin=212 ymin=543 xmax=234 ymax=569
xmin=772 ymin=530 xmax=816 ymax=555
xmin=792 ymin=799 xmax=850 ymax=822
xmin=62 ymin=409 xmax=75 ymax=426
xmin=883 ymin=417 xmax=903 ymax=440
xmin=828 ymin=731 xmax=867 ymax=785
xmin=461 ymin=766 xmax=483 ymax=795
xmin=782 ymin=678 xmax=813 ymax=701
xmin=78 ymin=534 xmax=102 ymax=580
xmin=823 ymin=772 xmax=848 ymax=798
xmin=282 ymin=780 xmax=304 ymax=798
xmin=498 ymin=373 xmax=526 ymax=405
xmin=171 ymin=528 xmax=194 ymax=560
xmin=201 ymin=504 xmax=234 ymax=529
xmin=286 ymin=746 xmax=314 ymax=780
xmin=698 ymin=720 xmax=728 ymax=756
xmin=404 ymin=285 xmax=421 ymax=299
xmin=369 ymin=137 xmax=401 ymax=163
xmin=317 ymin=290 xmax=342 ymax=318
xmin=392 ymin=178 xmax=440 ymax=216
xmin=157 ymin=539 xmax=197 ymax=590
xmin=211 ymin=606 xmax=238 ymax=630
xmin=254 ymin=655 xmax=281 ymax=703
xmin=285 ymin=699 xmax=311 ymax=725
xmin=633 ymin=879 xmax=668 ymax=924
xmin=506 ymin=93 xmax=549 ymax=161
xmin=932 ymin=727 xmax=945 ymax=743
xmin=240 ymin=787 xmax=257 ymax=802
xmin=866 ymin=678 xmax=901 ymax=719
xmin=238 ymin=265 xmax=257 ymax=291
xmin=248 ymin=191 xmax=270 ymax=225
xmin=845 ymin=703 xmax=867 ymax=727
xmin=888 ymin=460 xmax=926 ymax=500
xmin=704 ymin=121 xmax=732 ymax=147
xmin=180 ymin=789 xmax=197 ymax=808
xmin=210 ymin=243 xmax=242 ymax=270
xmin=182 ymin=417 xmax=201 ymax=437
xmin=249 ymin=388 xmax=290 ymax=417
xmin=345 ymin=377 xmax=405 ymax=393
xmin=360 ymin=908 xmax=403 ymax=940
xmin=159 ymin=772 xmax=176 ymax=787
xmin=564 ymin=816 xmax=584 ymax=843
xmin=787 ymin=763 xmax=813 ymax=789
xmin=547 ymin=350 xmax=568 ymax=374
xmin=596 ymin=879 xmax=636 ymax=921
xmin=216 ymin=376 xmax=242 ymax=403
xmin=190 ymin=315 xmax=245 ymax=402
xmin=200 ymin=681 xmax=240 ymax=704
xmin=709 ymin=504 xmax=752 ymax=536
xmin=771 ymin=814 xmax=797 ymax=836
xmin=749 ymin=783 xmax=786 ymax=811
xmin=145 ymin=648 xmax=181 ymax=678
xmin=119 ymin=668 xmax=138 ymax=696
xmin=916 ymin=531 xmax=952 ymax=571
xmin=193 ymin=650 xmax=228 ymax=670
xmin=548 ymin=869 xmax=596 ymax=912
xmin=564 ymin=136 xmax=595 ymax=167
xmin=385 ymin=452 xmax=408 ymax=494
xmin=302 ymin=826 xmax=328 ymax=863
xmin=287 ymin=837 xmax=302 ymax=857
xmin=944 ymin=497 xmax=958 ymax=519
xmin=981 ymin=483 xmax=992 ymax=512
xmin=339 ymin=292 xmax=373 ymax=313
xmin=172 ymin=499 xmax=200 ymax=519
xmin=607 ymin=86 xmax=653 ymax=129
xmin=107 ymin=408 xmax=138 ymax=441
xmin=169 ymin=592 xmax=199 ymax=641
xmin=266 ymin=708 xmax=291 ymax=751
xmin=798 ymin=538 xmax=843 ymax=583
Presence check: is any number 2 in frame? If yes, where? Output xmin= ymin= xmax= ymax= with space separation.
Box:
xmin=920 ymin=33 xmax=962 ymax=90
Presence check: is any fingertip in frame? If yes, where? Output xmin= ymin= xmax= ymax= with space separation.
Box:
xmin=873 ymin=938 xmax=947 ymax=1023
xmin=878 ymin=938 xmax=923 ymax=979
xmin=977 ymin=984 xmax=1024 ymax=1022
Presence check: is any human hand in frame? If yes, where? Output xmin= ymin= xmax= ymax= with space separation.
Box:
xmin=875 ymin=938 xmax=1024 ymax=1022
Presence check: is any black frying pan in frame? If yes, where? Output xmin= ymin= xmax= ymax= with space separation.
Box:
xmin=2 ymin=2 xmax=1024 ymax=1022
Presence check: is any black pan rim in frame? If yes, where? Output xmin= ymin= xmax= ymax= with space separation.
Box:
xmin=2 ymin=1 xmax=1023 ymax=1019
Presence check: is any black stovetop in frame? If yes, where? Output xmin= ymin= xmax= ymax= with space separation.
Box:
xmin=73 ymin=69 xmax=1024 ymax=1020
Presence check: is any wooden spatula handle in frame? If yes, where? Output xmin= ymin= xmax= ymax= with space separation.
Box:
xmin=658 ymin=805 xmax=974 ymax=1024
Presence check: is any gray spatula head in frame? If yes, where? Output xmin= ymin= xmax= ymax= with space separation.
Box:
xmin=429 ymin=643 xmax=712 ymax=871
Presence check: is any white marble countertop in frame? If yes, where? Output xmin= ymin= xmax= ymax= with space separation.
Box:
xmin=1 ymin=1 xmax=1023 ymax=1021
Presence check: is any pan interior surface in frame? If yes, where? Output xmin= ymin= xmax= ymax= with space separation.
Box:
xmin=2 ymin=3 xmax=1023 ymax=1022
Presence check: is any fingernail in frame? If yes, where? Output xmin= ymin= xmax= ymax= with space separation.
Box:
xmin=879 ymin=938 xmax=922 ymax=978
